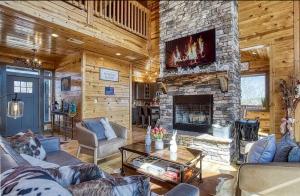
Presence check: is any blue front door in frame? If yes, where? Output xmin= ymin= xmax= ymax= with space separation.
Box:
xmin=6 ymin=75 xmax=39 ymax=135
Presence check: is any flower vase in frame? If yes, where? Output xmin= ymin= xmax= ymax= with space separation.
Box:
xmin=145 ymin=126 xmax=152 ymax=146
xmin=155 ymin=139 xmax=164 ymax=150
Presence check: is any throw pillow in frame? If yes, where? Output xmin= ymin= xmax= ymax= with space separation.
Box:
xmin=82 ymin=119 xmax=106 ymax=140
xmin=46 ymin=163 xmax=107 ymax=187
xmin=100 ymin=118 xmax=117 ymax=140
xmin=288 ymin=146 xmax=300 ymax=162
xmin=247 ymin=134 xmax=276 ymax=163
xmin=68 ymin=175 xmax=150 ymax=196
xmin=0 ymin=166 xmax=71 ymax=196
xmin=9 ymin=130 xmax=46 ymax=160
xmin=273 ymin=133 xmax=297 ymax=162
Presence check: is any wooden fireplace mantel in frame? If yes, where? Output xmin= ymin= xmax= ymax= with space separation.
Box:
xmin=157 ymin=71 xmax=229 ymax=92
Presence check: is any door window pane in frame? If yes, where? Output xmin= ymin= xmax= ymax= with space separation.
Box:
xmin=14 ymin=80 xmax=33 ymax=94
xmin=21 ymin=81 xmax=26 ymax=87
xmin=14 ymin=81 xmax=20 ymax=86
xmin=14 ymin=86 xmax=20 ymax=93
xmin=241 ymin=74 xmax=267 ymax=107
xmin=21 ymin=87 xmax=27 ymax=93
xmin=27 ymin=82 xmax=32 ymax=87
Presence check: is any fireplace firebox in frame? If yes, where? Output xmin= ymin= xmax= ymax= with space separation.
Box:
xmin=173 ymin=95 xmax=213 ymax=132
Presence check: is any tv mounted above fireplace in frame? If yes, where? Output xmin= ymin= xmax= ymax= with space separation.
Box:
xmin=165 ymin=29 xmax=216 ymax=69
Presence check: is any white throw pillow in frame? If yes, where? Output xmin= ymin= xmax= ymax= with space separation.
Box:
xmin=100 ymin=118 xmax=117 ymax=140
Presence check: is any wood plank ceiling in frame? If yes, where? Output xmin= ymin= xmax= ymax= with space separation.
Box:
xmin=241 ymin=47 xmax=269 ymax=62
xmin=0 ymin=6 xmax=148 ymax=66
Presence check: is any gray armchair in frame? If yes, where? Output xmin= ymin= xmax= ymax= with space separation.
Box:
xmin=76 ymin=118 xmax=127 ymax=164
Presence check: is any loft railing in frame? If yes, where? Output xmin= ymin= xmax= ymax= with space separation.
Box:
xmin=66 ymin=0 xmax=88 ymax=11
xmin=65 ymin=0 xmax=149 ymax=39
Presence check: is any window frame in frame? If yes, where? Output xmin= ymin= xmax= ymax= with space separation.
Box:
xmin=240 ymin=72 xmax=269 ymax=111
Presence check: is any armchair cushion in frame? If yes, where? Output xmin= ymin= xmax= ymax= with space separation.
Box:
xmin=82 ymin=119 xmax=106 ymax=140
xmin=98 ymin=138 xmax=126 ymax=158
xmin=247 ymin=134 xmax=276 ymax=163
xmin=100 ymin=118 xmax=117 ymax=140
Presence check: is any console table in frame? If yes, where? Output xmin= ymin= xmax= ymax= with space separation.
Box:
xmin=51 ymin=111 xmax=76 ymax=140
xmin=119 ymin=142 xmax=203 ymax=188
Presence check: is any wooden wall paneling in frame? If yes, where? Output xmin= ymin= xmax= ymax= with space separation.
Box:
xmin=55 ymin=53 xmax=82 ymax=122
xmin=81 ymin=51 xmax=87 ymax=119
xmin=82 ymin=51 xmax=132 ymax=143
xmin=239 ymin=1 xmax=295 ymax=138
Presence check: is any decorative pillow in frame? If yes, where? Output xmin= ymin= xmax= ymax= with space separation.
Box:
xmin=100 ymin=118 xmax=117 ymax=140
xmin=0 ymin=166 xmax=71 ymax=196
xmin=9 ymin=130 xmax=46 ymax=160
xmin=68 ymin=175 xmax=150 ymax=196
xmin=288 ymin=146 xmax=300 ymax=162
xmin=247 ymin=134 xmax=276 ymax=163
xmin=46 ymin=163 xmax=108 ymax=187
xmin=82 ymin=119 xmax=106 ymax=140
xmin=273 ymin=133 xmax=297 ymax=162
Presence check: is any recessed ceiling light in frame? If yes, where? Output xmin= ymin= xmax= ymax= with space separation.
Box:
xmin=115 ymin=53 xmax=121 ymax=56
xmin=51 ymin=33 xmax=59 ymax=38
xmin=252 ymin=52 xmax=257 ymax=55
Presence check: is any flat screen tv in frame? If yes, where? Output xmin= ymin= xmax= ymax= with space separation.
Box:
xmin=165 ymin=29 xmax=216 ymax=69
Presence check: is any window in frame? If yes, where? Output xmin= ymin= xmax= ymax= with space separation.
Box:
xmin=241 ymin=74 xmax=267 ymax=108
xmin=14 ymin=81 xmax=33 ymax=93
xmin=44 ymin=72 xmax=53 ymax=123
xmin=7 ymin=66 xmax=39 ymax=75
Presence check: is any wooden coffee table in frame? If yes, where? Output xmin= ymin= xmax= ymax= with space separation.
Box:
xmin=119 ymin=142 xmax=204 ymax=187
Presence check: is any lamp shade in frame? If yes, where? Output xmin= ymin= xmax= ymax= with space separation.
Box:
xmin=7 ymin=100 xmax=24 ymax=119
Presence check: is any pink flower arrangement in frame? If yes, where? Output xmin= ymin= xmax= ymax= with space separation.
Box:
xmin=151 ymin=127 xmax=166 ymax=140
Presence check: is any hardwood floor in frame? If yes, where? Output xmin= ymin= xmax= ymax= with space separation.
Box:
xmin=55 ymin=125 xmax=237 ymax=196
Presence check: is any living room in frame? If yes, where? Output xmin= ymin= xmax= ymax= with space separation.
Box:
xmin=1 ymin=1 xmax=300 ymax=196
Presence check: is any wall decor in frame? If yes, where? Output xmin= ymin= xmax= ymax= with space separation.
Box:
xmin=100 ymin=67 xmax=119 ymax=82
xmin=165 ymin=29 xmax=216 ymax=69
xmin=61 ymin=76 xmax=71 ymax=91
xmin=105 ymin=87 xmax=115 ymax=95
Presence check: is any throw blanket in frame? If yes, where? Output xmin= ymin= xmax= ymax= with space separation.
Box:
xmin=0 ymin=166 xmax=72 ymax=196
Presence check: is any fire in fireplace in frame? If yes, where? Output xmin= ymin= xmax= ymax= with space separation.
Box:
xmin=173 ymin=95 xmax=213 ymax=132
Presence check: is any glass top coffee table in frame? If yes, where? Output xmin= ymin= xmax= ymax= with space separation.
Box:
xmin=119 ymin=142 xmax=204 ymax=186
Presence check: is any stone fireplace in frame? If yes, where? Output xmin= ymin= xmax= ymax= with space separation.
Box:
xmin=173 ymin=95 xmax=213 ymax=132
xmin=159 ymin=1 xmax=240 ymax=164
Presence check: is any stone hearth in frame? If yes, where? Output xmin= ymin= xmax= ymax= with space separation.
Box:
xmin=159 ymin=1 xmax=240 ymax=164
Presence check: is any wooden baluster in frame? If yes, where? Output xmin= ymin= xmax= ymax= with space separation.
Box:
xmin=113 ymin=0 xmax=115 ymax=22
xmin=145 ymin=9 xmax=149 ymax=37
xmin=117 ymin=0 xmax=119 ymax=24
xmin=87 ymin=0 xmax=93 ymax=24
xmin=104 ymin=0 xmax=107 ymax=18
xmin=135 ymin=5 xmax=138 ymax=34
xmin=130 ymin=2 xmax=133 ymax=30
xmin=100 ymin=0 xmax=103 ymax=17
xmin=138 ymin=5 xmax=140 ymax=34
xmin=142 ymin=10 xmax=144 ymax=36
xmin=120 ymin=0 xmax=124 ymax=27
